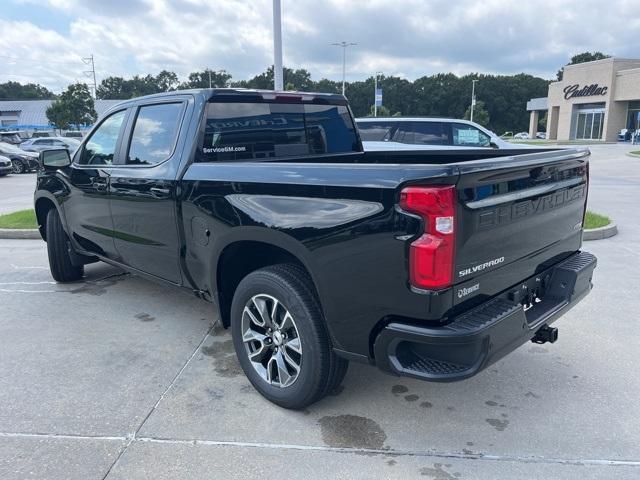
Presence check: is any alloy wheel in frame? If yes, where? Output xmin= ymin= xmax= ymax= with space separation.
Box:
xmin=241 ymin=294 xmax=302 ymax=388
xmin=11 ymin=160 xmax=23 ymax=174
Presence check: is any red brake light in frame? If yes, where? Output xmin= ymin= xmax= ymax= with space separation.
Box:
xmin=399 ymin=186 xmax=456 ymax=290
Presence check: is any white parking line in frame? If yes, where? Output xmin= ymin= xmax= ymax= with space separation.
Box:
xmin=0 ymin=289 xmax=58 ymax=293
xmin=10 ymin=264 xmax=48 ymax=270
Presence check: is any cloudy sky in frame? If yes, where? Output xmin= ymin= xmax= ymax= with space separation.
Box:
xmin=0 ymin=0 xmax=638 ymax=92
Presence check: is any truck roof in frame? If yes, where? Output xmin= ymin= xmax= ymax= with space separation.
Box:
xmin=121 ymin=88 xmax=348 ymax=104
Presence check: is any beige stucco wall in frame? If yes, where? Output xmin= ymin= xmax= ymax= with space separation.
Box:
xmin=615 ymin=68 xmax=640 ymax=101
xmin=546 ymin=58 xmax=640 ymax=142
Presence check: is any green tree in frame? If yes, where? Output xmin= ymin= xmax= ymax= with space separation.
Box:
xmin=97 ymin=71 xmax=182 ymax=99
xmin=46 ymin=83 xmax=96 ymax=130
xmin=232 ymin=66 xmax=314 ymax=91
xmin=156 ymin=70 xmax=180 ymax=91
xmin=464 ymin=99 xmax=490 ymax=126
xmin=180 ymin=69 xmax=232 ymax=89
xmin=368 ymin=105 xmax=391 ymax=117
xmin=557 ymin=52 xmax=610 ymax=80
xmin=0 ymin=81 xmax=54 ymax=100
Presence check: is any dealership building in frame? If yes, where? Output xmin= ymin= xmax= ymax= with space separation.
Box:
xmin=527 ymin=57 xmax=640 ymax=141
xmin=0 ymin=99 xmax=121 ymax=131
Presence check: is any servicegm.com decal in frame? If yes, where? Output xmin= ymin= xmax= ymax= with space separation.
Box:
xmin=459 ymin=256 xmax=505 ymax=278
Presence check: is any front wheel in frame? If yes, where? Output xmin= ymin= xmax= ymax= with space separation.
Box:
xmin=45 ymin=208 xmax=83 ymax=282
xmin=11 ymin=159 xmax=24 ymax=174
xmin=231 ymin=264 xmax=348 ymax=409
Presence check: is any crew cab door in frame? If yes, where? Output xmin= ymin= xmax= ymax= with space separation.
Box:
xmin=108 ymin=100 xmax=186 ymax=284
xmin=64 ymin=109 xmax=129 ymax=259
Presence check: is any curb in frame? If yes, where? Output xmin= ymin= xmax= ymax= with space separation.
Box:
xmin=0 ymin=228 xmax=41 ymax=240
xmin=583 ymin=222 xmax=618 ymax=241
xmin=625 ymin=152 xmax=640 ymax=159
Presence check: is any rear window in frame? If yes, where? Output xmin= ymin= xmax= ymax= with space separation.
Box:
xmin=357 ymin=121 xmax=397 ymax=141
xmin=198 ymin=102 xmax=359 ymax=161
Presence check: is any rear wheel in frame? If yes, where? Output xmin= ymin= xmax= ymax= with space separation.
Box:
xmin=45 ymin=208 xmax=83 ymax=282
xmin=230 ymin=264 xmax=348 ymax=409
xmin=11 ymin=159 xmax=24 ymax=174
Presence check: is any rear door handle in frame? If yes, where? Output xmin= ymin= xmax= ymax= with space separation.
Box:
xmin=150 ymin=187 xmax=171 ymax=198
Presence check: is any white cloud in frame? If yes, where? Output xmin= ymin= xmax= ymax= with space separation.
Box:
xmin=0 ymin=0 xmax=637 ymax=92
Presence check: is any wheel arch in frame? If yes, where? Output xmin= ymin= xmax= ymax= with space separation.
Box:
xmin=34 ymin=194 xmax=60 ymax=241
xmin=214 ymin=235 xmax=322 ymax=329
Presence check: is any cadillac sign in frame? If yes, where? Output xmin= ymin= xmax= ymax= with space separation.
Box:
xmin=563 ymin=83 xmax=608 ymax=100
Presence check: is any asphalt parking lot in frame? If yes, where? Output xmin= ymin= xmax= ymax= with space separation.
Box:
xmin=0 ymin=172 xmax=36 ymax=214
xmin=0 ymin=145 xmax=639 ymax=479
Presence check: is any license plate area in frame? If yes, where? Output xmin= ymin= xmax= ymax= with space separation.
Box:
xmin=507 ymin=273 xmax=552 ymax=317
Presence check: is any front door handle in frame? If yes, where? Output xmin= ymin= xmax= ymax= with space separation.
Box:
xmin=150 ymin=187 xmax=171 ymax=198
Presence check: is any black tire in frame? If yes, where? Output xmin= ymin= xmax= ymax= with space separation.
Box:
xmin=11 ymin=159 xmax=24 ymax=174
xmin=230 ymin=264 xmax=348 ymax=409
xmin=45 ymin=208 xmax=83 ymax=282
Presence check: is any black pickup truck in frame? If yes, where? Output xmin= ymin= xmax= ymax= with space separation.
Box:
xmin=35 ymin=89 xmax=596 ymax=409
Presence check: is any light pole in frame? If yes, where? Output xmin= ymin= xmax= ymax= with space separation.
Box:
xmin=272 ymin=0 xmax=284 ymax=90
xmin=470 ymin=79 xmax=478 ymax=122
xmin=374 ymin=71 xmax=383 ymax=117
xmin=331 ymin=41 xmax=357 ymax=96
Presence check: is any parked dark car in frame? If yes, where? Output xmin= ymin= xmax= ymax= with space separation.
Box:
xmin=34 ymin=89 xmax=596 ymax=409
xmin=0 ymin=155 xmax=11 ymax=176
xmin=0 ymin=141 xmax=39 ymax=173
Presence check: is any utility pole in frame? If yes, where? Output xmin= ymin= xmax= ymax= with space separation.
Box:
xmin=272 ymin=0 xmax=284 ymax=90
xmin=470 ymin=79 xmax=478 ymax=122
xmin=82 ymin=54 xmax=97 ymax=99
xmin=374 ymin=71 xmax=383 ymax=117
xmin=331 ymin=41 xmax=357 ymax=96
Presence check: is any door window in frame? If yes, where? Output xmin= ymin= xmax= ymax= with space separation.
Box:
xmin=451 ymin=123 xmax=491 ymax=147
xmin=127 ymin=103 xmax=183 ymax=165
xmin=411 ymin=122 xmax=448 ymax=145
xmin=391 ymin=122 xmax=413 ymax=143
xmin=357 ymin=121 xmax=397 ymax=141
xmin=78 ymin=110 xmax=126 ymax=165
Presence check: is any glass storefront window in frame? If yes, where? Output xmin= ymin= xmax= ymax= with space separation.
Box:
xmin=627 ymin=101 xmax=640 ymax=132
xmin=573 ymin=104 xmax=605 ymax=140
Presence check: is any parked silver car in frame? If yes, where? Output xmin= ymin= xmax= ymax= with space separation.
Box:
xmin=356 ymin=117 xmax=530 ymax=150
xmin=20 ymin=136 xmax=81 ymax=153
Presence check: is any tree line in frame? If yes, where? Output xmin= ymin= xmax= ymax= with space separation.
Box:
xmin=0 ymin=52 xmax=608 ymax=134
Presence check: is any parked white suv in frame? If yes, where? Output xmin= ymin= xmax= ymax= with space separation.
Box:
xmin=356 ymin=117 xmax=528 ymax=150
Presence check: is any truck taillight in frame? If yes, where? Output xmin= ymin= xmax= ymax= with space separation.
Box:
xmin=399 ymin=186 xmax=456 ymax=290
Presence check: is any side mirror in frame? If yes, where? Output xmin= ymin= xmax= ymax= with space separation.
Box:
xmin=489 ymin=141 xmax=500 ymax=149
xmin=40 ymin=149 xmax=71 ymax=169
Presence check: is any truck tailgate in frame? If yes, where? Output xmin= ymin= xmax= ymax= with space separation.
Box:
xmin=452 ymin=148 xmax=589 ymax=306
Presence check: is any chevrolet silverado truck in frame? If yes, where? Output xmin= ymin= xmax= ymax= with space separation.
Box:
xmin=34 ymin=89 xmax=597 ymax=409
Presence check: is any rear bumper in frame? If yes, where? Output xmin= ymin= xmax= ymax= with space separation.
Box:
xmin=373 ymin=251 xmax=596 ymax=382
